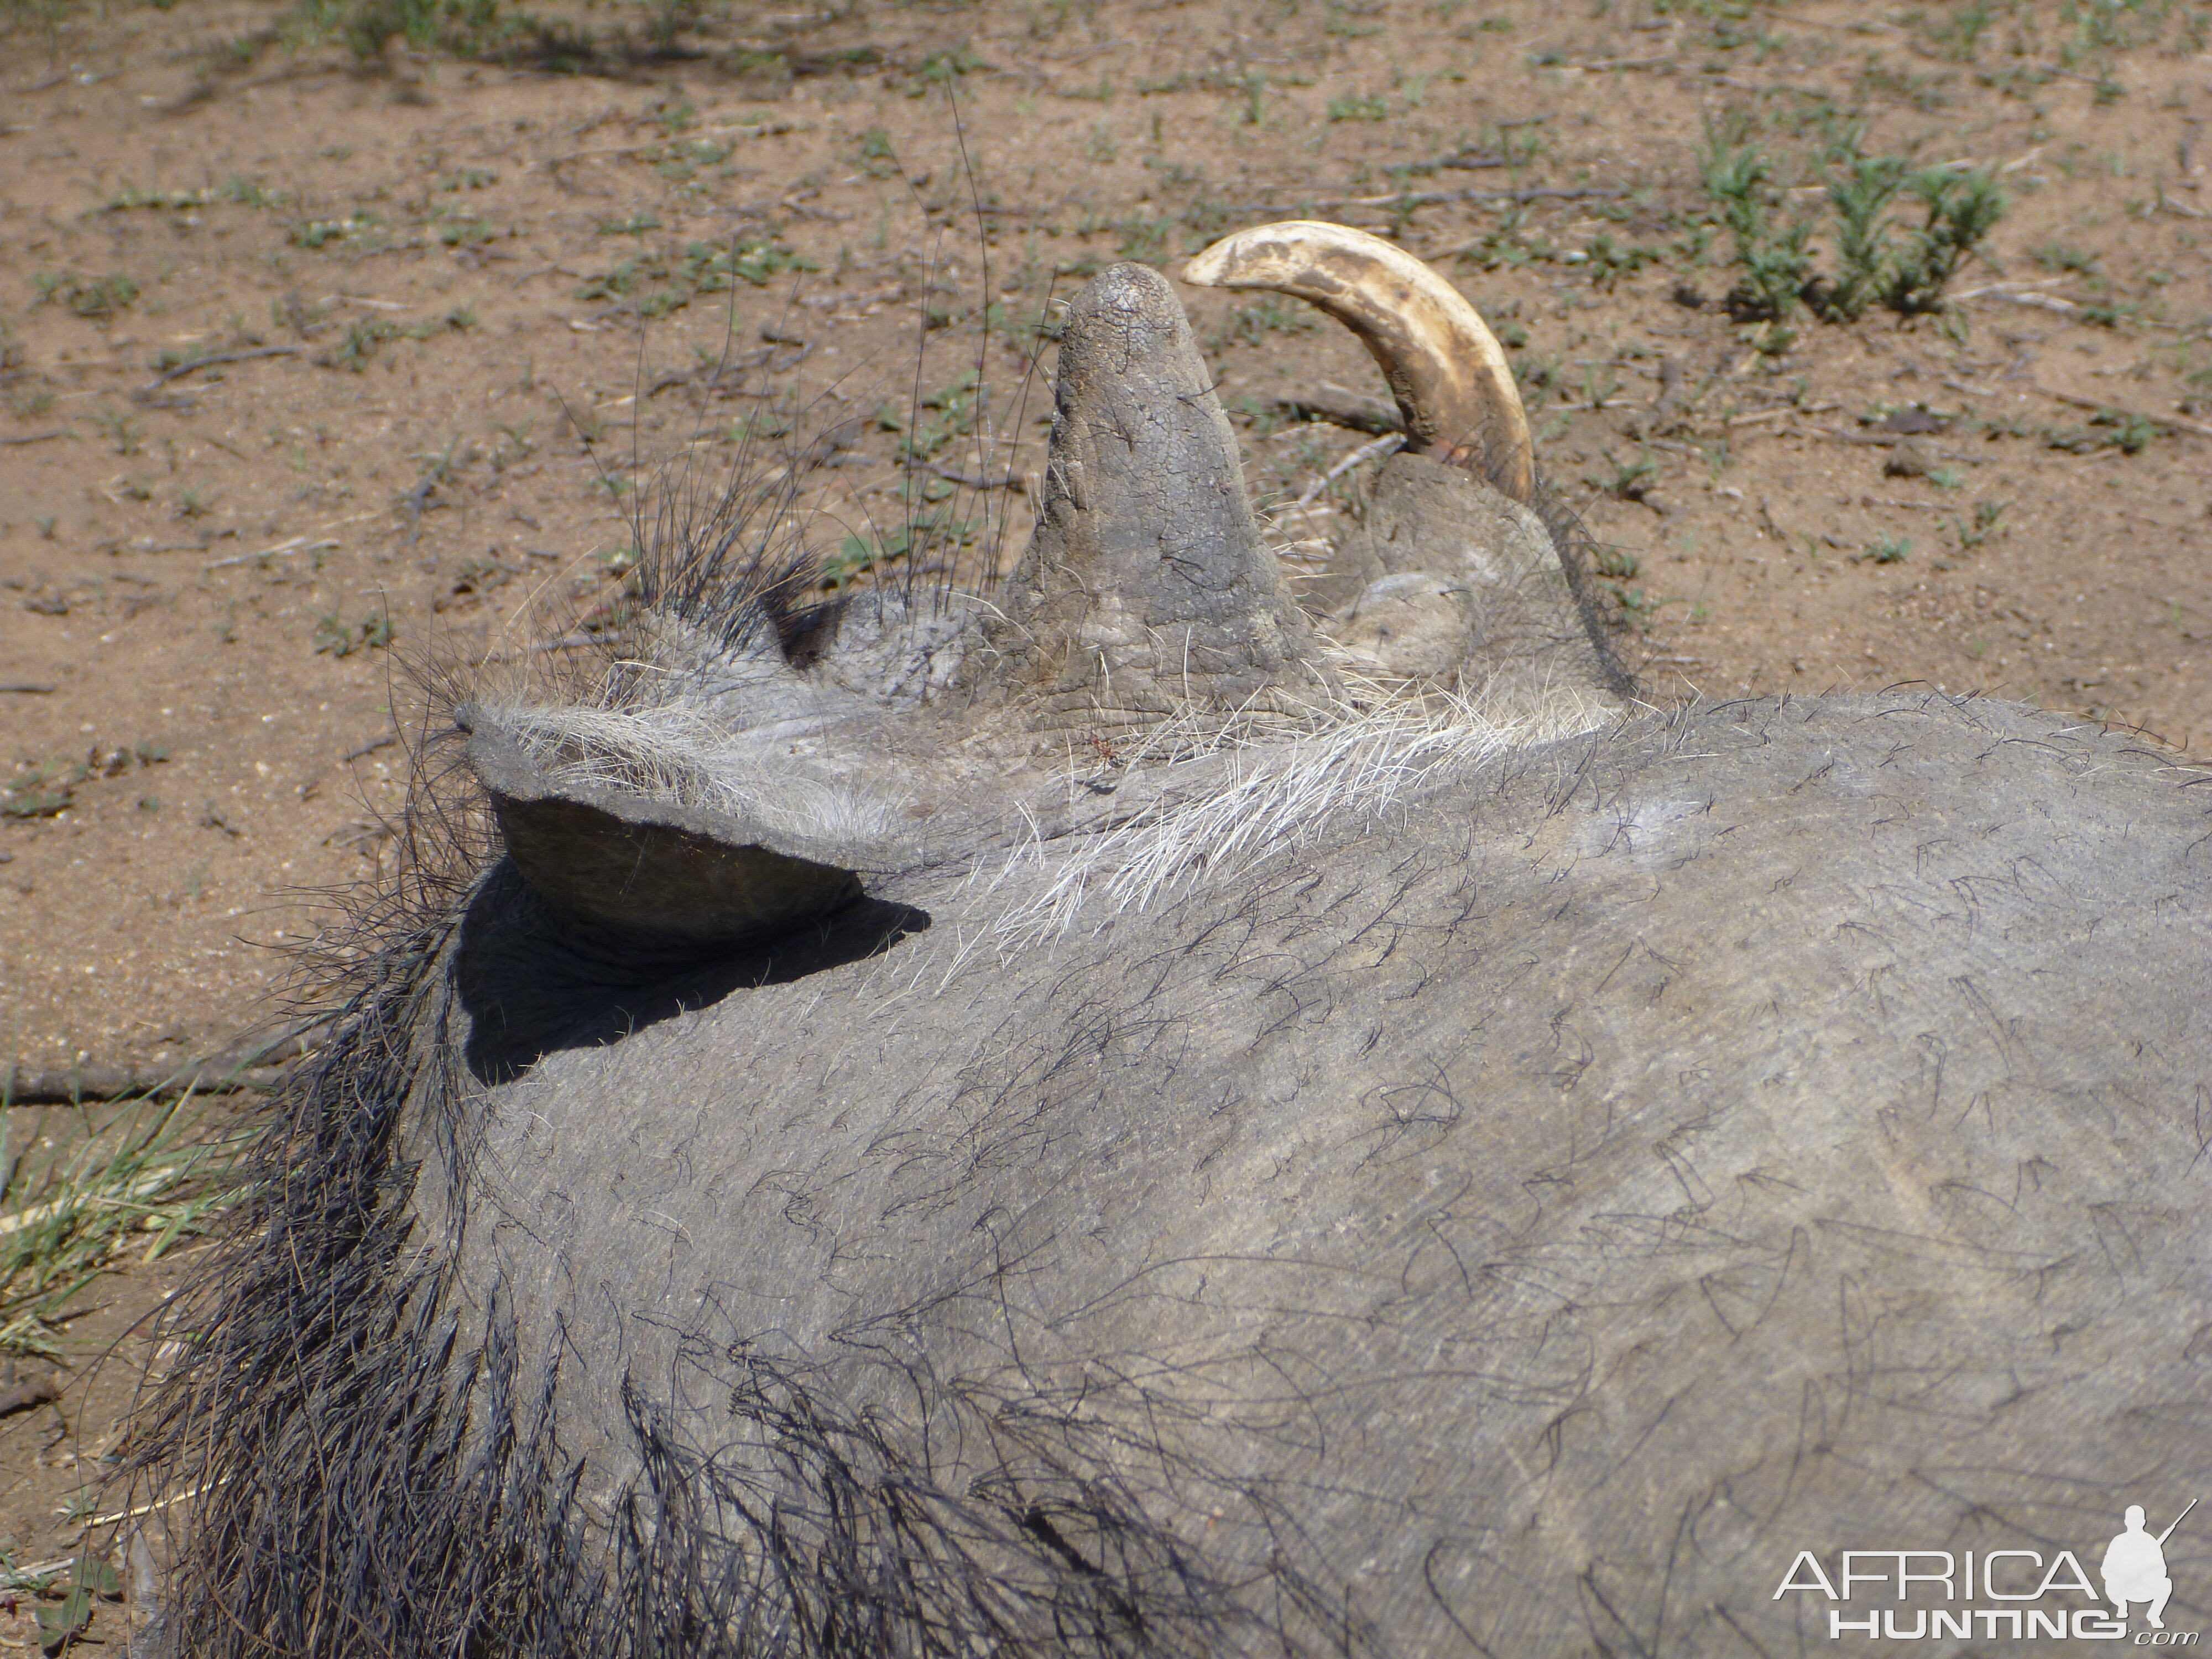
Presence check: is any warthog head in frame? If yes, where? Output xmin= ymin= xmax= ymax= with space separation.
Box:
xmin=456 ymin=224 xmax=1629 ymax=964
xmin=126 ymin=228 xmax=2211 ymax=1659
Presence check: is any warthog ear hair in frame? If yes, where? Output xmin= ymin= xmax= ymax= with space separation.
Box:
xmin=1185 ymin=222 xmax=1534 ymax=503
xmin=962 ymin=262 xmax=1336 ymax=734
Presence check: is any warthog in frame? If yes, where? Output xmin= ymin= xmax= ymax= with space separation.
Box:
xmin=134 ymin=226 xmax=2210 ymax=1658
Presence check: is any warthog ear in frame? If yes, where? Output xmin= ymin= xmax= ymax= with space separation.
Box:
xmin=461 ymin=711 xmax=876 ymax=948
xmin=1328 ymin=452 xmax=1626 ymax=705
xmin=1184 ymin=221 xmax=1533 ymax=503
xmin=964 ymin=262 xmax=1336 ymax=733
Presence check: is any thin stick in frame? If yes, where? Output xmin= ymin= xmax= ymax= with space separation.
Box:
xmin=205 ymin=538 xmax=338 ymax=571
xmin=90 ymin=1484 xmax=212 ymax=1529
xmin=144 ymin=345 xmax=302 ymax=388
xmin=2034 ymin=384 xmax=2212 ymax=441
xmin=1294 ymin=433 xmax=1406 ymax=509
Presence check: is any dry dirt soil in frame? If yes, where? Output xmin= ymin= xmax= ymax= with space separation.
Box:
xmin=0 ymin=0 xmax=2208 ymax=1627
xmin=3 ymin=0 xmax=2209 ymax=1078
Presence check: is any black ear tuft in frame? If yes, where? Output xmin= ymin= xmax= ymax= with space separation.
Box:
xmin=775 ymin=593 xmax=847 ymax=670
xmin=635 ymin=468 xmax=825 ymax=667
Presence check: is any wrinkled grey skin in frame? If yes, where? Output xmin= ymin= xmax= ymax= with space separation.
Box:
xmin=143 ymin=263 xmax=2211 ymax=1659
xmin=455 ymin=695 xmax=2211 ymax=1658
xmin=1322 ymin=455 xmax=1618 ymax=701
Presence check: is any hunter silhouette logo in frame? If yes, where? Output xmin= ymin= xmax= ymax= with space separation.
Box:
xmin=1773 ymin=1499 xmax=2200 ymax=1642
xmin=2104 ymin=1501 xmax=2194 ymax=1632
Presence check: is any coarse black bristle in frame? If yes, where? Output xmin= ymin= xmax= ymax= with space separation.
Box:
xmin=113 ymin=234 xmax=1101 ymax=1657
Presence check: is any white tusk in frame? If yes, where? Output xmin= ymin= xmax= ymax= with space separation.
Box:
xmin=1184 ymin=221 xmax=1533 ymax=503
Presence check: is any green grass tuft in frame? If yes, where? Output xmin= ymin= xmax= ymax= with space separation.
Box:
xmin=0 ymin=1097 xmax=251 ymax=1359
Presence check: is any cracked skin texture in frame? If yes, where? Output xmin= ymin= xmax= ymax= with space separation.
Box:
xmin=972 ymin=263 xmax=1337 ymax=732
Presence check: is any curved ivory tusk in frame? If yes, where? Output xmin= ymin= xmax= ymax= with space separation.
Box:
xmin=1184 ymin=221 xmax=1533 ymax=502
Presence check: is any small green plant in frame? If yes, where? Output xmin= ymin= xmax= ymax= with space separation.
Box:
xmin=413 ymin=434 xmax=467 ymax=487
xmin=1582 ymin=234 xmax=1663 ymax=288
xmin=36 ymin=1574 xmax=93 ymax=1649
xmin=330 ymin=319 xmax=400 ymax=371
xmin=1326 ymin=92 xmax=1390 ymax=122
xmin=727 ymin=411 xmax=794 ymax=444
xmin=1113 ymin=214 xmax=1175 ymax=265
xmin=2046 ymin=409 xmax=2157 ymax=453
xmin=492 ymin=420 xmax=535 ymax=469
xmin=1236 ymin=69 xmax=1266 ymax=125
xmin=322 ymin=307 xmax=473 ymax=371
xmin=1955 ymin=499 xmax=2007 ymax=548
xmin=1611 ymin=586 xmax=1666 ymax=627
xmin=905 ymin=41 xmax=985 ymax=95
xmin=2078 ymin=300 xmax=2142 ymax=329
xmin=1586 ymin=447 xmax=1656 ymax=501
xmin=1702 ymin=119 xmax=2006 ymax=340
xmin=856 ymin=126 xmax=900 ymax=177
xmin=1819 ymin=149 xmax=1911 ymax=320
xmin=1922 ymin=0 xmax=1995 ymax=60
xmin=104 ymin=184 xmax=214 ymax=212
xmin=301 ymin=0 xmax=529 ymax=65
xmin=824 ymin=507 xmax=974 ymax=587
xmin=598 ymin=211 xmax=662 ymax=237
xmin=95 ymin=409 xmax=145 ymax=456
xmin=1885 ymin=167 xmax=2006 ymax=314
xmin=894 ymin=372 xmax=980 ymax=463
xmin=34 ymin=270 xmax=142 ymax=319
xmin=2033 ymin=242 xmax=2100 ymax=275
xmin=3 ymin=759 xmax=87 ymax=819
xmin=572 ymin=236 xmax=818 ymax=317
xmin=314 ymin=612 xmax=395 ymax=657
xmin=1207 ymin=294 xmax=1321 ymax=353
xmin=1699 ymin=119 xmax=1812 ymax=348
xmin=290 ymin=213 xmax=387 ymax=251
xmin=1862 ymin=533 xmax=1912 ymax=564
xmin=220 ymin=173 xmax=285 ymax=209
xmin=435 ymin=211 xmax=497 ymax=248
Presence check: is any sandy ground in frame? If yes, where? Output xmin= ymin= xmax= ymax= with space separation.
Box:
xmin=0 ymin=0 xmax=2208 ymax=1629
xmin=3 ymin=0 xmax=2207 ymax=1077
